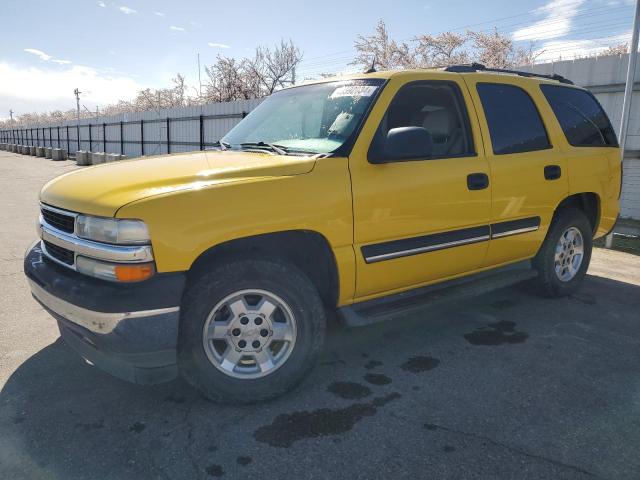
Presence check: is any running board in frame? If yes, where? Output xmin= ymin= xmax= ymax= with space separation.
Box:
xmin=338 ymin=261 xmax=537 ymax=327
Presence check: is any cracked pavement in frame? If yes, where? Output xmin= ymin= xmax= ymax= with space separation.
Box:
xmin=1 ymin=151 xmax=640 ymax=479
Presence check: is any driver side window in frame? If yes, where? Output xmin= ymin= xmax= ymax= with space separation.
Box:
xmin=368 ymin=81 xmax=475 ymax=163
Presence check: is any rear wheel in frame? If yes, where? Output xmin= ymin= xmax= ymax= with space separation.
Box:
xmin=532 ymin=208 xmax=593 ymax=297
xmin=178 ymin=258 xmax=326 ymax=404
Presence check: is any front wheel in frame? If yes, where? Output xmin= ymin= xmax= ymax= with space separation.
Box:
xmin=532 ymin=208 xmax=593 ymax=297
xmin=178 ymin=258 xmax=326 ymax=404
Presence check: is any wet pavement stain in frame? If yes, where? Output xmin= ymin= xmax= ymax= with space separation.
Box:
xmin=424 ymin=423 xmax=438 ymax=431
xmin=443 ymin=445 xmax=456 ymax=453
xmin=205 ymin=464 xmax=224 ymax=477
xmin=363 ymin=373 xmax=392 ymax=386
xmin=463 ymin=320 xmax=529 ymax=346
xmin=253 ymin=393 xmax=402 ymax=448
xmin=364 ymin=360 xmax=383 ymax=370
xmin=13 ymin=416 xmax=26 ymax=424
xmin=129 ymin=422 xmax=146 ymax=433
xmin=327 ymin=381 xmax=372 ymax=400
xmin=236 ymin=456 xmax=252 ymax=466
xmin=401 ymin=356 xmax=441 ymax=373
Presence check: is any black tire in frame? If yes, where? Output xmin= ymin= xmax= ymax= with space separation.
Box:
xmin=532 ymin=207 xmax=593 ymax=298
xmin=178 ymin=257 xmax=326 ymax=404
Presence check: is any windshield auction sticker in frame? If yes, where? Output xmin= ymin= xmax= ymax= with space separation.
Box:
xmin=330 ymin=85 xmax=378 ymax=99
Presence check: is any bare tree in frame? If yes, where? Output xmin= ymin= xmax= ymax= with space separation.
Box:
xmin=414 ymin=32 xmax=469 ymax=67
xmin=351 ymin=20 xmax=538 ymax=71
xmin=352 ymin=20 xmax=414 ymax=69
xmin=598 ymin=43 xmax=629 ymax=56
xmin=202 ymin=39 xmax=303 ymax=102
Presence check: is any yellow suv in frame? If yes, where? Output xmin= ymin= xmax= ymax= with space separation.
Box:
xmin=25 ymin=64 xmax=621 ymax=403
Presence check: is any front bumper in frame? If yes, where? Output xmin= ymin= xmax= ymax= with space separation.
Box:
xmin=24 ymin=242 xmax=186 ymax=384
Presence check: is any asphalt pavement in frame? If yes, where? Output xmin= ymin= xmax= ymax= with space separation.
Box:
xmin=1 ymin=150 xmax=640 ymax=479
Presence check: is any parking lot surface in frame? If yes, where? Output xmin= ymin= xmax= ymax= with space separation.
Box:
xmin=1 ymin=151 xmax=640 ymax=479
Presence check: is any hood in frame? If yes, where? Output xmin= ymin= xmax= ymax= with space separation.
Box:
xmin=40 ymin=150 xmax=317 ymax=217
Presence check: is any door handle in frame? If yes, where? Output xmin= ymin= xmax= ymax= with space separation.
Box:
xmin=467 ymin=173 xmax=489 ymax=190
xmin=544 ymin=165 xmax=562 ymax=180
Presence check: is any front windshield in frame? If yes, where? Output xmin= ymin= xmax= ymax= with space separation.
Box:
xmin=221 ymin=79 xmax=384 ymax=155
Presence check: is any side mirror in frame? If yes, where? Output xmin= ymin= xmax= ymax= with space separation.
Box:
xmin=370 ymin=127 xmax=433 ymax=163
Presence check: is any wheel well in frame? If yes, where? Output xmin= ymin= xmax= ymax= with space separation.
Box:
xmin=555 ymin=193 xmax=600 ymax=233
xmin=188 ymin=230 xmax=340 ymax=308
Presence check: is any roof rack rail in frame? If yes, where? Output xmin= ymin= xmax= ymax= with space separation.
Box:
xmin=443 ymin=62 xmax=574 ymax=85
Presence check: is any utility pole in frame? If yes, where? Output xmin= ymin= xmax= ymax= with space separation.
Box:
xmin=606 ymin=0 xmax=639 ymax=248
xmin=74 ymin=88 xmax=81 ymax=122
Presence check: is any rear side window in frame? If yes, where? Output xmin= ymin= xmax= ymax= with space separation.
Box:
xmin=540 ymin=84 xmax=618 ymax=147
xmin=477 ymin=83 xmax=551 ymax=155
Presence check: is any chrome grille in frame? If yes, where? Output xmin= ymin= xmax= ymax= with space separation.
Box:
xmin=41 ymin=206 xmax=75 ymax=233
xmin=43 ymin=240 xmax=74 ymax=265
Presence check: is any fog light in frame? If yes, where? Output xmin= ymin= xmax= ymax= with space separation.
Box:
xmin=76 ymin=256 xmax=155 ymax=282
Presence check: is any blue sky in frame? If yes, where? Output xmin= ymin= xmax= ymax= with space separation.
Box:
xmin=0 ymin=0 xmax=634 ymax=118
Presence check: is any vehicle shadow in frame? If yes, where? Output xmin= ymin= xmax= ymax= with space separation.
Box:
xmin=2 ymin=274 xmax=640 ymax=480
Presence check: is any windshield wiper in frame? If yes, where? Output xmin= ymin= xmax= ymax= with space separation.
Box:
xmin=211 ymin=140 xmax=231 ymax=151
xmin=239 ymin=141 xmax=288 ymax=155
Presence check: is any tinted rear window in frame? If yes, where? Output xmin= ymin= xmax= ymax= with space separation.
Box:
xmin=477 ymin=83 xmax=551 ymax=155
xmin=540 ymin=84 xmax=618 ymax=147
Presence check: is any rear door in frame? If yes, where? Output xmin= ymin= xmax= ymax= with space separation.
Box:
xmin=348 ymin=72 xmax=491 ymax=300
xmin=463 ymin=75 xmax=569 ymax=267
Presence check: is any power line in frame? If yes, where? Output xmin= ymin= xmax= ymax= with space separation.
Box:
xmin=296 ymin=3 xmax=633 ymax=77
xmin=296 ymin=13 xmax=634 ymax=76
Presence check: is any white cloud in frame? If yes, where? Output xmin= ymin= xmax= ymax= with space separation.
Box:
xmin=118 ymin=5 xmax=137 ymax=15
xmin=513 ymin=0 xmax=585 ymax=42
xmin=0 ymin=62 xmax=143 ymax=109
xmin=24 ymin=48 xmax=52 ymax=61
xmin=208 ymin=42 xmax=230 ymax=49
xmin=97 ymin=1 xmax=106 ymax=7
xmin=51 ymin=59 xmax=72 ymax=65
xmin=154 ymin=11 xmax=165 ymax=16
xmin=169 ymin=25 xmax=186 ymax=32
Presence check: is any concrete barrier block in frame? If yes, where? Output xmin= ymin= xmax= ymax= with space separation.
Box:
xmin=21 ymin=145 xmax=30 ymax=155
xmin=44 ymin=147 xmax=53 ymax=159
xmin=51 ymin=148 xmax=67 ymax=161
xmin=29 ymin=146 xmax=37 ymax=156
xmin=0 ymin=143 xmax=6 ymax=151
xmin=36 ymin=147 xmax=46 ymax=157
xmin=91 ymin=152 xmax=106 ymax=165
xmin=105 ymin=153 xmax=121 ymax=163
xmin=13 ymin=144 xmax=19 ymax=153
xmin=75 ymin=151 xmax=90 ymax=166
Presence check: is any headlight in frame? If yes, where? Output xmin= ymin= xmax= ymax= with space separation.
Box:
xmin=76 ymin=256 xmax=155 ymax=282
xmin=76 ymin=215 xmax=150 ymax=244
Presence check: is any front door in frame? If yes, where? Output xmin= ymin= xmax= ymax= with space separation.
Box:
xmin=349 ymin=73 xmax=491 ymax=300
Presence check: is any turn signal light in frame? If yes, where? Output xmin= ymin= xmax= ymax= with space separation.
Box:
xmin=114 ymin=263 xmax=156 ymax=282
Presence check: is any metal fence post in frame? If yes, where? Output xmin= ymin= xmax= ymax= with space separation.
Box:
xmin=66 ymin=126 xmax=70 ymax=153
xmin=199 ymin=114 xmax=204 ymax=150
xmin=49 ymin=127 xmax=52 ymax=147
xmin=140 ymin=119 xmax=144 ymax=156
xmin=166 ymin=117 xmax=170 ymax=154
xmin=77 ymin=124 xmax=80 ymax=152
xmin=120 ymin=121 xmax=124 ymax=155
xmin=88 ymin=123 xmax=92 ymax=152
xmin=102 ymin=123 xmax=106 ymax=153
xmin=57 ymin=126 xmax=60 ymax=148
